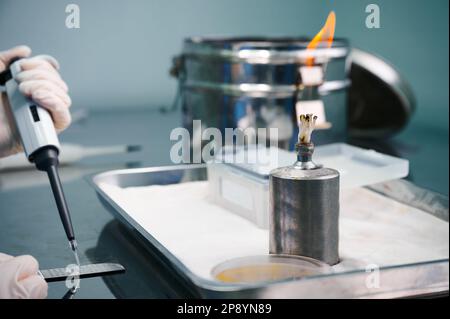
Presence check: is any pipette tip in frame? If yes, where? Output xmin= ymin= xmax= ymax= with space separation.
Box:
xmin=69 ymin=239 xmax=78 ymax=251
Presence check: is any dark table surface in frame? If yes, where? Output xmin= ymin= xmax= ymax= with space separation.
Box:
xmin=0 ymin=108 xmax=448 ymax=298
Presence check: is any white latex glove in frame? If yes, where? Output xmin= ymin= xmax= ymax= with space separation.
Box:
xmin=0 ymin=45 xmax=72 ymax=157
xmin=0 ymin=252 xmax=48 ymax=299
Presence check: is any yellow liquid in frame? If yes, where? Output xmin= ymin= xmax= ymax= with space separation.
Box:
xmin=214 ymin=263 xmax=315 ymax=284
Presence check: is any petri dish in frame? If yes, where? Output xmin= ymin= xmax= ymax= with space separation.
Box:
xmin=212 ymin=255 xmax=333 ymax=284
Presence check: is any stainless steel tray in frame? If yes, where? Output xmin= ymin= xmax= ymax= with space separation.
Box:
xmin=90 ymin=164 xmax=449 ymax=298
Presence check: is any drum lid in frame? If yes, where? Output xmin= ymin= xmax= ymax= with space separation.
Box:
xmin=349 ymin=48 xmax=416 ymax=138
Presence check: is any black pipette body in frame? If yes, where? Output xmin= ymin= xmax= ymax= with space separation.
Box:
xmin=32 ymin=146 xmax=77 ymax=250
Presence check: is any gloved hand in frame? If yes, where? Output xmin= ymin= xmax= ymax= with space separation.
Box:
xmin=0 ymin=45 xmax=72 ymax=157
xmin=0 ymin=252 xmax=48 ymax=299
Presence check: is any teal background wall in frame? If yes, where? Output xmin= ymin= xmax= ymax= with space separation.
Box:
xmin=1 ymin=0 xmax=448 ymax=132
xmin=0 ymin=0 xmax=324 ymax=111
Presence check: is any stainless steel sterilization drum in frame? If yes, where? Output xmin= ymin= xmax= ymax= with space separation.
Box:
xmin=171 ymin=37 xmax=351 ymax=150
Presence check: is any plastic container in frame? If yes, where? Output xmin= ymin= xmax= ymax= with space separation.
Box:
xmin=211 ymin=255 xmax=332 ymax=284
xmin=314 ymin=143 xmax=410 ymax=188
xmin=207 ymin=143 xmax=409 ymax=229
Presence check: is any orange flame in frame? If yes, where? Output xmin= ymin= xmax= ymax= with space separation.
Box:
xmin=306 ymin=11 xmax=336 ymax=66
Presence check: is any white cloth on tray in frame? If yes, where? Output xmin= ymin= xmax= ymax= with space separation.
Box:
xmin=99 ymin=181 xmax=449 ymax=280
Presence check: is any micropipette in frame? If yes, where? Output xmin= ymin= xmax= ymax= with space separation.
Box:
xmin=0 ymin=57 xmax=78 ymax=255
